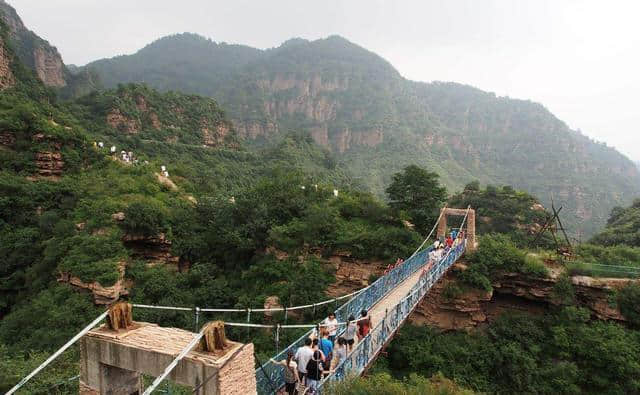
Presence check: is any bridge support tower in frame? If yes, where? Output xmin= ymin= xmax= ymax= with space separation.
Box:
xmin=79 ymin=307 xmax=256 ymax=395
xmin=437 ymin=207 xmax=476 ymax=251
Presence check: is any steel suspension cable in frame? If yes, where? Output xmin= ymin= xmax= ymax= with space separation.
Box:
xmin=142 ymin=327 xmax=207 ymax=394
xmin=6 ymin=310 xmax=109 ymax=395
xmin=408 ymin=203 xmax=448 ymax=260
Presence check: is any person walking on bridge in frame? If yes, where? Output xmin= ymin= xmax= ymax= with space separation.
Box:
xmin=344 ymin=315 xmax=357 ymax=352
xmin=357 ymin=310 xmax=371 ymax=340
xmin=305 ymin=350 xmax=324 ymax=394
xmin=322 ymin=312 xmax=338 ymax=344
xmin=445 ymin=235 xmax=454 ymax=249
xmin=294 ymin=338 xmax=313 ymax=386
xmin=271 ymin=351 xmax=299 ymax=395
xmin=319 ymin=330 xmax=333 ymax=370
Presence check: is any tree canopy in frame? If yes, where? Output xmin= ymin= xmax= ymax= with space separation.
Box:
xmin=385 ymin=165 xmax=446 ymax=233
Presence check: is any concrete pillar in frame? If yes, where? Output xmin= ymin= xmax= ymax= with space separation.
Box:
xmin=99 ymin=364 xmax=142 ymax=394
xmin=79 ymin=323 xmax=256 ymax=395
xmin=467 ymin=209 xmax=476 ymax=251
xmin=437 ymin=208 xmax=447 ymax=240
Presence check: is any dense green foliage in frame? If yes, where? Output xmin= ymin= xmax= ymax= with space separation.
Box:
xmin=80 ymin=33 xmax=640 ymax=237
xmin=591 ymin=199 xmax=640 ymax=246
xmin=383 ymin=308 xmax=640 ymax=394
xmin=566 ymin=243 xmax=640 ymax=278
xmin=617 ymin=283 xmax=640 ymax=327
xmin=326 ymin=372 xmax=473 ymax=395
xmin=458 ymin=234 xmax=548 ymax=292
xmin=0 ymin=19 xmax=427 ymax=390
xmin=385 ymin=165 xmax=447 ymax=233
xmin=68 ymin=83 xmax=238 ymax=147
xmin=449 ymin=182 xmax=553 ymax=247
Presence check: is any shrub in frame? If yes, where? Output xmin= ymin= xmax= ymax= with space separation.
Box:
xmin=521 ymin=254 xmax=549 ymax=278
xmin=552 ymin=275 xmax=576 ymax=305
xmin=122 ymin=198 xmax=169 ymax=236
xmin=617 ymin=283 xmax=640 ymax=327
xmin=326 ymin=372 xmax=473 ymax=395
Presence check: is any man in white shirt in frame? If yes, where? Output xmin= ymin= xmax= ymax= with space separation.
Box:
xmin=294 ymin=337 xmax=314 ymax=385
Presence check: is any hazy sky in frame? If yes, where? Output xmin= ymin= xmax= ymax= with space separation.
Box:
xmin=9 ymin=0 xmax=640 ymax=161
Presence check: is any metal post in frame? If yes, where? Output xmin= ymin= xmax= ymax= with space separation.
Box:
xmin=194 ymin=306 xmax=200 ymax=332
xmin=246 ymin=308 xmax=251 ymax=340
xmin=283 ymin=307 xmax=288 ymax=346
xmin=275 ymin=324 xmax=280 ymax=353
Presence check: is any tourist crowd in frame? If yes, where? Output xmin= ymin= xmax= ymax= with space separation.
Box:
xmin=274 ymin=229 xmax=465 ymax=394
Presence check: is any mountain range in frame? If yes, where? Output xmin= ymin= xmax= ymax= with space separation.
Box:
xmin=3 ymin=0 xmax=640 ymax=236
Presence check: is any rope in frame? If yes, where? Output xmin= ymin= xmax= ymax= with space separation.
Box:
xmin=255 ymin=354 xmax=278 ymax=394
xmin=137 ymin=288 xmax=366 ymax=314
xmin=132 ymin=304 xmax=193 ymax=312
xmin=6 ymin=310 xmax=109 ymax=395
xmin=143 ymin=328 xmax=206 ymax=394
xmin=408 ymin=203 xmax=448 ymax=260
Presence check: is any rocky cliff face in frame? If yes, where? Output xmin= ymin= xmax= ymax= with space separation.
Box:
xmin=201 ymin=120 xmax=232 ymax=147
xmin=325 ymin=253 xmax=386 ymax=297
xmin=32 ymin=133 xmax=64 ymax=178
xmin=0 ymin=0 xmax=67 ymax=87
xmin=106 ymin=108 xmax=140 ymax=134
xmin=122 ymin=233 xmax=179 ymax=266
xmin=32 ymin=43 xmax=65 ymax=87
xmin=79 ymin=33 xmax=640 ymax=237
xmin=246 ymin=73 xmax=388 ymax=152
xmin=409 ymin=262 xmax=636 ymax=330
xmin=232 ymin=119 xmax=278 ymax=139
xmin=0 ymin=36 xmax=15 ymax=89
xmin=58 ymin=262 xmax=129 ymax=305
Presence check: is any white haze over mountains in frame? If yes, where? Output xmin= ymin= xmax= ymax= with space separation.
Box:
xmin=8 ymin=0 xmax=640 ymax=162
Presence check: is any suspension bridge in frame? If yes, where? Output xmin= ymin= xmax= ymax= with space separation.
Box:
xmin=6 ymin=206 xmax=476 ymax=395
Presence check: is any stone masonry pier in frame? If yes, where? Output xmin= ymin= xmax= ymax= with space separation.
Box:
xmin=79 ymin=322 xmax=256 ymax=395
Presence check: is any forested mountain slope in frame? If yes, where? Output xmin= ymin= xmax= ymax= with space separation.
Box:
xmin=81 ymin=33 xmax=640 ymax=236
xmin=0 ymin=0 xmax=98 ymax=96
xmin=0 ymin=10 xmax=424 ymax=390
xmin=591 ymin=199 xmax=640 ymax=247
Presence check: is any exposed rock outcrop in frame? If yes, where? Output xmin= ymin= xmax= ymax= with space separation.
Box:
xmin=334 ymin=127 xmax=384 ymax=153
xmin=122 ymin=233 xmax=179 ymax=266
xmin=325 ymin=254 xmax=386 ymax=298
xmin=58 ymin=261 xmax=128 ymax=305
xmin=33 ymin=45 xmax=65 ymax=87
xmin=34 ymin=151 xmax=64 ymax=177
xmin=0 ymin=36 xmax=15 ymax=89
xmin=232 ymin=119 xmax=278 ymax=139
xmin=263 ymin=296 xmax=282 ymax=318
xmin=409 ymin=262 xmax=638 ymax=330
xmin=0 ymin=1 xmax=67 ymax=87
xmin=201 ymin=121 xmax=231 ymax=147
xmin=107 ymin=109 xmax=140 ymax=134
xmin=0 ymin=131 xmax=15 ymax=146
xmin=257 ymin=74 xmax=348 ymax=97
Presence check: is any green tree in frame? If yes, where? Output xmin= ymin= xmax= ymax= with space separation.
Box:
xmin=385 ymin=165 xmax=446 ymax=233
xmin=617 ymin=283 xmax=640 ymax=327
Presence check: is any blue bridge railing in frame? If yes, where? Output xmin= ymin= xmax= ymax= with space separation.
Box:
xmin=318 ymin=240 xmax=466 ymax=392
xmin=256 ymin=239 xmax=467 ymax=394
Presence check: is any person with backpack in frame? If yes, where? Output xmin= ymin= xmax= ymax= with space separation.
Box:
xmin=294 ymin=338 xmax=314 ymax=385
xmin=271 ymin=350 xmax=299 ymax=395
xmin=305 ymin=350 xmax=324 ymax=393
xmin=319 ymin=330 xmax=333 ymax=370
